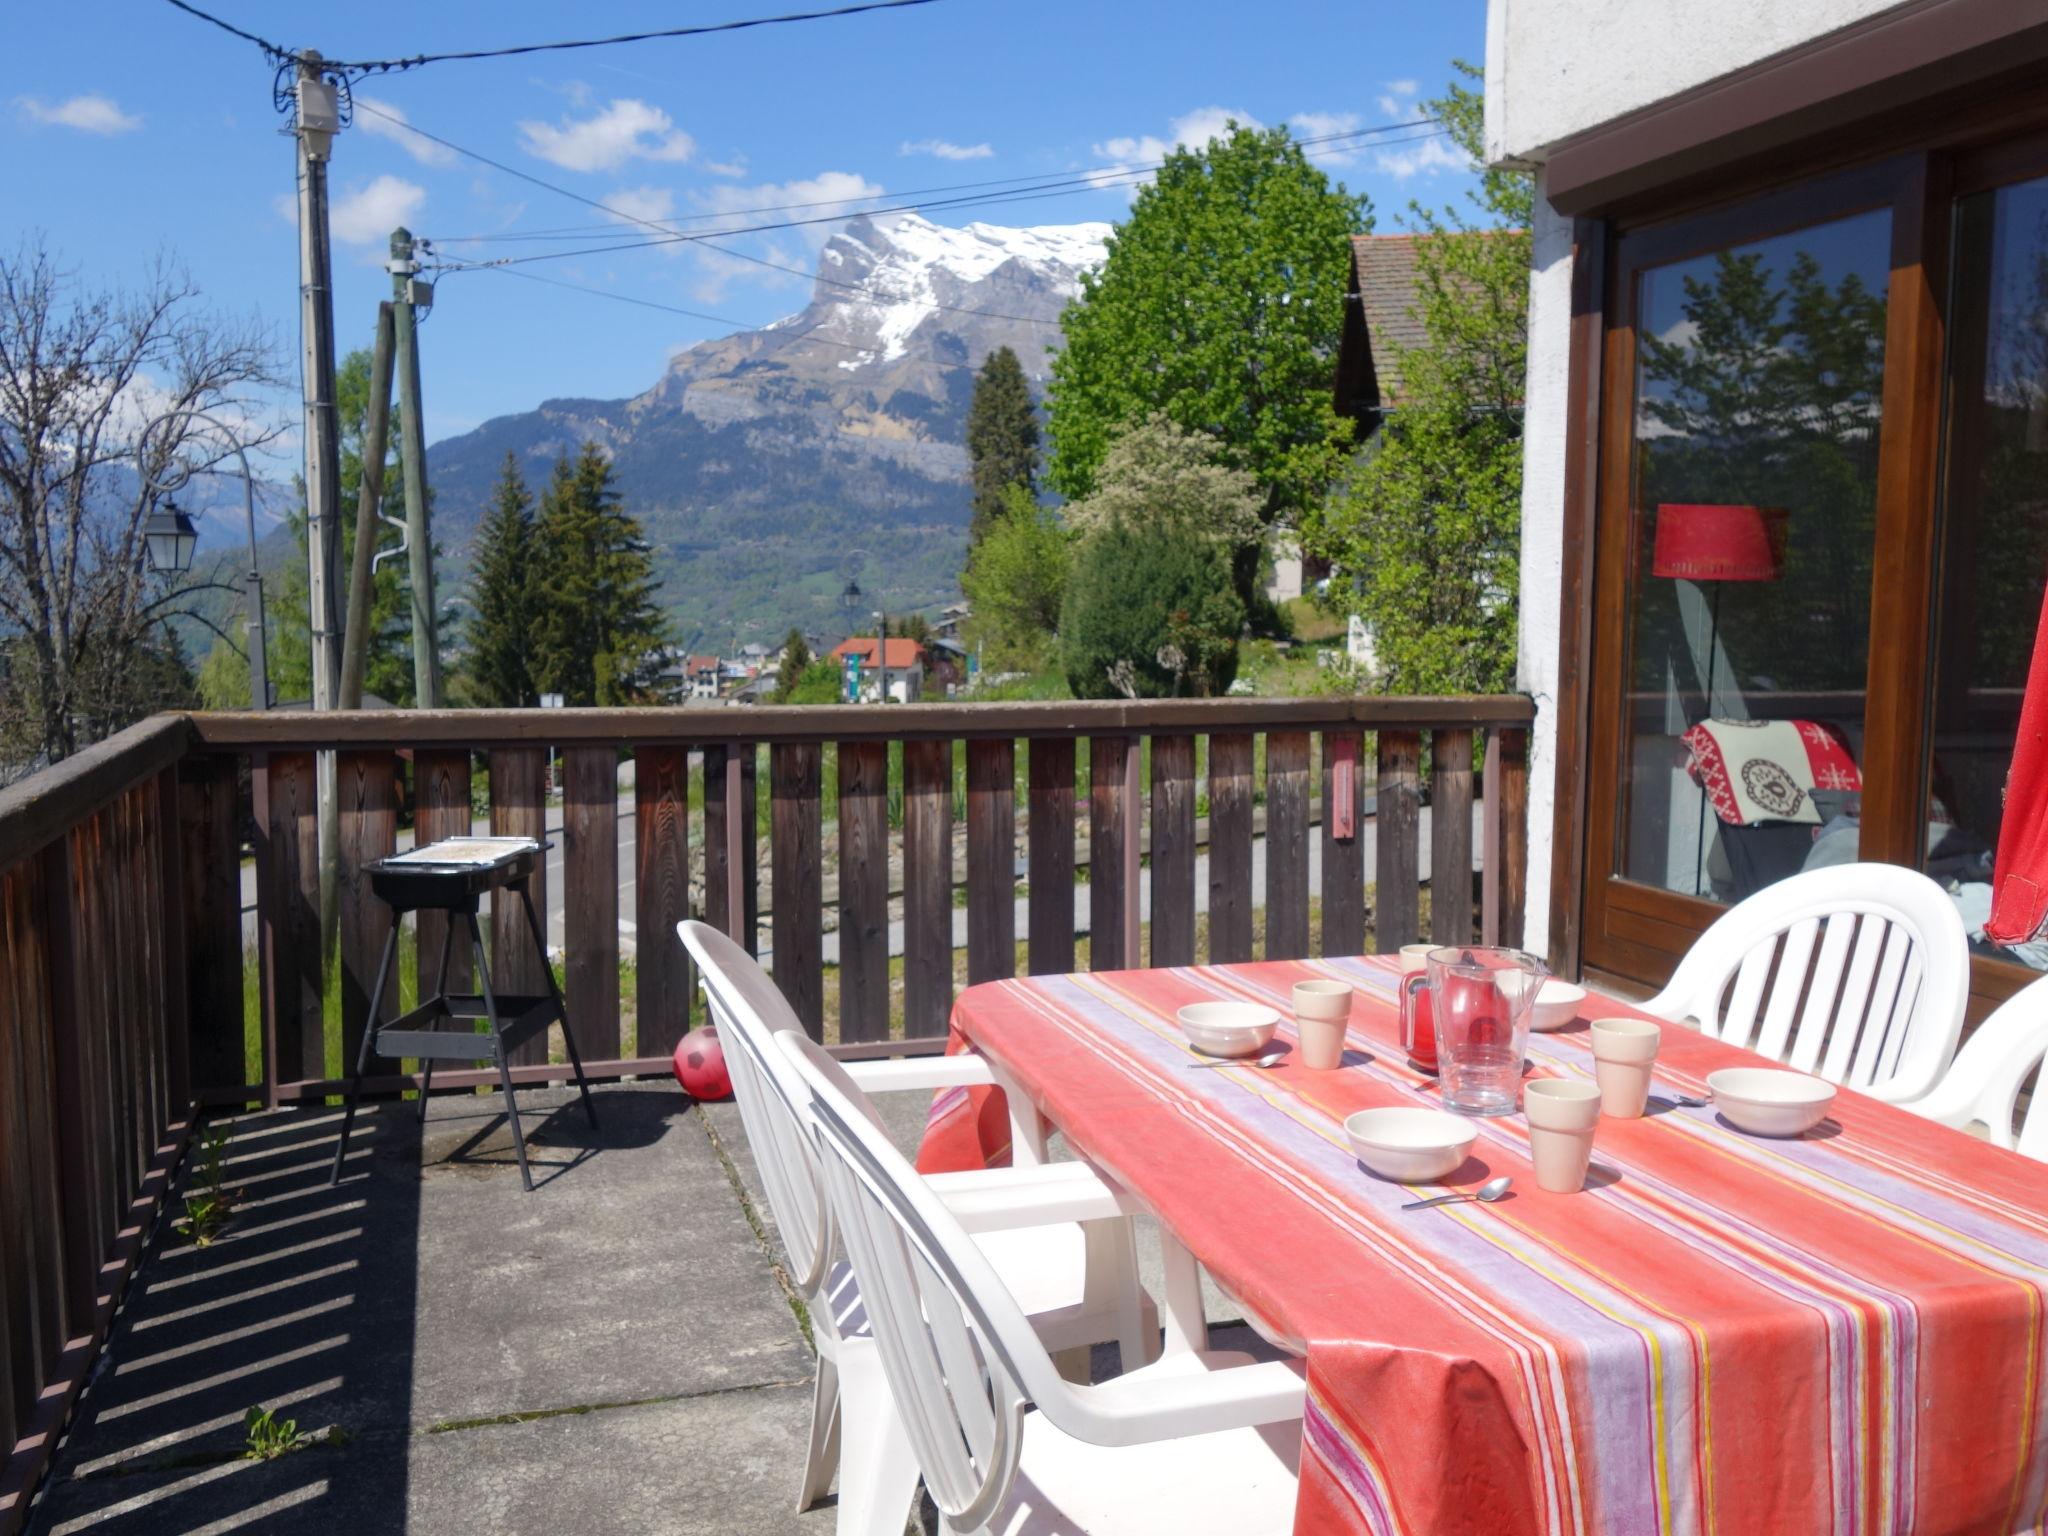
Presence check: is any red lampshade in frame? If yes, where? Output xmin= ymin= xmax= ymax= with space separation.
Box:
xmin=1651 ymin=504 xmax=1786 ymax=582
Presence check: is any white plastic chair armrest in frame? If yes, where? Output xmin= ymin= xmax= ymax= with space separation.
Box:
xmin=841 ymin=1052 xmax=995 ymax=1094
xmin=928 ymin=1161 xmax=1145 ymax=1233
xmin=1067 ymin=1356 xmax=1307 ymax=1446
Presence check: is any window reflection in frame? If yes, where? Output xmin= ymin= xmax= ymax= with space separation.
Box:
xmin=1619 ymin=210 xmax=1892 ymax=900
xmin=1928 ymin=176 xmax=2048 ymax=967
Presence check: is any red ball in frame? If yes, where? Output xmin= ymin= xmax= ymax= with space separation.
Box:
xmin=672 ymin=1025 xmax=732 ymax=1100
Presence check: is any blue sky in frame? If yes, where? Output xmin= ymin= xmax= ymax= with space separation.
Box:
xmin=3 ymin=1 xmax=1484 ymax=460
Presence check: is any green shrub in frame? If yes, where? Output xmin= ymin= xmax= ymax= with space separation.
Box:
xmin=1061 ymin=518 xmax=1244 ymax=698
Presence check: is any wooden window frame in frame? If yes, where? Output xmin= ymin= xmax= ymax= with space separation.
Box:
xmin=1560 ymin=104 xmax=2048 ymax=1019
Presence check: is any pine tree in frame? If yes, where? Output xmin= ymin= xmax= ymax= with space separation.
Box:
xmin=774 ymin=627 xmax=811 ymax=701
xmin=965 ymin=345 xmax=1039 ymax=548
xmin=463 ymin=453 xmax=539 ymax=708
xmin=531 ymin=442 xmax=667 ymax=706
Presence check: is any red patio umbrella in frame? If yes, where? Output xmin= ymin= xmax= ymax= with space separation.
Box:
xmin=1986 ymin=585 xmax=2048 ymax=946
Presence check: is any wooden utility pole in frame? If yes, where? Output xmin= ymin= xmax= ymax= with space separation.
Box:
xmin=389 ymin=228 xmax=443 ymax=707
xmin=339 ymin=303 xmax=396 ymax=709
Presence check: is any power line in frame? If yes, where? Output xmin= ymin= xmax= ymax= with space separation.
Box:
xmin=162 ymin=0 xmax=948 ymax=76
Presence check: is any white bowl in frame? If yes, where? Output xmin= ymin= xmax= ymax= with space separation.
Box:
xmin=1176 ymin=1002 xmax=1279 ymax=1059
xmin=1530 ymin=980 xmax=1586 ymax=1032
xmin=1707 ymin=1067 xmax=1837 ymax=1137
xmin=1343 ymin=1107 xmax=1478 ymax=1183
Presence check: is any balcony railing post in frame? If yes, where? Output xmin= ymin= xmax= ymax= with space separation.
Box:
xmin=1482 ymin=730 xmax=1503 ymax=948
xmin=1206 ymin=733 xmax=1254 ymax=964
xmin=1026 ymin=738 xmax=1076 ymax=976
xmin=1120 ymin=733 xmax=1142 ymax=967
xmin=965 ymin=738 xmax=1016 ymax=986
xmin=1375 ymin=731 xmax=1423 ymax=950
xmin=634 ymin=745 xmax=692 ymax=1057
xmin=1264 ymin=730 xmax=1311 ymax=961
xmin=1322 ymin=729 xmax=1366 ymax=957
xmin=565 ymin=745 xmax=622 ymax=1059
xmin=153 ymin=766 xmax=191 ymax=1117
xmin=488 ymin=747 xmax=550 ymax=1067
xmin=1431 ymin=729 xmax=1476 ymax=948
xmin=836 ymin=740 xmax=889 ymax=1041
xmin=1501 ymin=727 xmax=1530 ymax=949
xmin=769 ymin=741 xmax=823 ymax=1038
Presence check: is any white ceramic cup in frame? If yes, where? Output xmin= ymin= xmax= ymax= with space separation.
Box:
xmin=1291 ymin=980 xmax=1354 ymax=1070
xmin=1589 ymin=1017 xmax=1662 ymax=1118
xmin=1397 ymin=943 xmax=1436 ymax=977
xmin=1523 ymin=1078 xmax=1602 ymax=1193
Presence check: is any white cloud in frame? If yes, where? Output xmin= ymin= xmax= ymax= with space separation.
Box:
xmin=1374 ymin=135 xmax=1467 ymax=181
xmin=900 ymin=138 xmax=994 ymax=161
xmin=329 ymin=175 xmax=427 ymax=244
xmin=703 ymin=156 xmax=748 ymax=178
xmin=354 ymin=97 xmax=455 ymax=166
xmin=16 ymin=94 xmax=140 ymax=134
xmin=1377 ymin=79 xmax=1427 ymax=122
xmin=1089 ymin=107 xmax=1259 ymax=196
xmin=1290 ymin=110 xmax=1364 ymax=166
xmin=518 ymin=99 xmax=692 ymax=174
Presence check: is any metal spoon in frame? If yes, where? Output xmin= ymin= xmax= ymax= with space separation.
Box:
xmin=1188 ymin=1050 xmax=1286 ymax=1070
xmin=1402 ymin=1175 xmax=1513 ymax=1211
xmin=1655 ymin=1089 xmax=1710 ymax=1109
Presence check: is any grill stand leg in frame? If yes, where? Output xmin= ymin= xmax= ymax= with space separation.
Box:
xmin=469 ymin=911 xmax=535 ymax=1192
xmin=519 ymin=881 xmax=598 ymax=1130
xmin=419 ymin=910 xmax=458 ymax=1122
xmin=331 ymin=914 xmax=401 ymax=1185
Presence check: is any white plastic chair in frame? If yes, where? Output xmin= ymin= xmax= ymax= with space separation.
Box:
xmin=784 ymin=1028 xmax=1307 ymax=1536
xmin=677 ymin=921 xmax=1157 ymax=1536
xmin=1644 ymin=863 xmax=1969 ymax=1104
xmin=1910 ymin=973 xmax=2048 ymax=1156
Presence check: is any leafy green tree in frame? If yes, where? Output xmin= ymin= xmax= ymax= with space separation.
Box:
xmin=1061 ymin=416 xmax=1265 ymax=547
xmin=462 ymin=453 xmax=540 ymax=708
xmin=1048 ymin=123 xmax=1367 ymax=596
xmin=961 ymin=483 xmax=1071 ymax=669
xmin=775 ymin=627 xmax=812 ymax=700
xmin=1062 ymin=515 xmax=1244 ymax=699
xmin=781 ymin=657 xmax=844 ymax=705
xmin=965 ymin=345 xmax=1039 ymax=547
xmin=1304 ymin=68 xmax=1531 ymax=693
xmin=531 ymin=443 xmax=667 ymax=706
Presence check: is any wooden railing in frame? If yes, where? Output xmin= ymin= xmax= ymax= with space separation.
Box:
xmin=0 ymin=693 xmax=1531 ymax=1525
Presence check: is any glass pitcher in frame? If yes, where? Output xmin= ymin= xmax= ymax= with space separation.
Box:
xmin=1426 ymin=947 xmax=1547 ymax=1116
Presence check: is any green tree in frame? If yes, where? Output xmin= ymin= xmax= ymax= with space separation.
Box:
xmin=1047 ymin=123 xmax=1367 ymax=597
xmin=775 ymin=627 xmax=812 ymax=700
xmin=1062 ymin=515 xmax=1243 ymax=699
xmin=1304 ymin=67 xmax=1532 ymax=693
xmin=961 ymin=483 xmax=1072 ymax=669
xmin=530 ymin=443 xmax=667 ymax=706
xmin=462 ymin=453 xmax=540 ymax=708
xmin=965 ymin=345 xmax=1039 ymax=547
xmin=781 ymin=656 xmax=844 ymax=705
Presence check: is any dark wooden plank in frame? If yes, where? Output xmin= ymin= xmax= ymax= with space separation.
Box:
xmin=836 ymin=741 xmax=890 ymax=1042
xmin=39 ymin=836 xmax=97 ymax=1346
xmin=155 ymin=770 xmax=192 ymax=1114
xmin=564 ymin=746 xmax=621 ymax=1060
xmin=1088 ymin=736 xmax=1129 ymax=971
xmin=1207 ymin=733 xmax=1254 ymax=963
xmin=1264 ymin=731 xmax=1310 ymax=960
xmin=902 ymin=739 xmax=953 ymax=1038
xmin=413 ymin=749 xmax=474 ymax=1000
xmin=0 ymin=867 xmax=39 ymax=1448
xmin=1026 ymin=738 xmax=1075 ymax=976
xmin=1375 ymin=730 xmax=1423 ymax=950
xmin=769 ymin=743 xmax=824 ymax=1039
xmin=965 ymin=739 xmax=1016 ymax=986
xmin=1149 ymin=736 xmax=1196 ymax=967
xmin=703 ymin=744 xmax=759 ymax=955
xmin=259 ymin=751 xmax=323 ymax=1086
xmin=1500 ymin=726 xmax=1531 ymax=949
xmin=337 ymin=751 xmax=399 ymax=1074
xmin=488 ymin=748 xmax=550 ymax=1067
xmin=634 ymin=746 xmax=691 ymax=1058
xmin=2 ymin=863 xmax=67 ymax=1389
xmin=178 ymin=757 xmax=241 ymax=1097
xmin=1321 ymin=731 xmax=1366 ymax=958
xmin=1430 ymin=729 xmax=1476 ymax=947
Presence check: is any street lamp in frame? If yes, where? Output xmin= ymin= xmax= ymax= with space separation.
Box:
xmin=142 ymin=499 xmax=199 ymax=575
xmin=139 ymin=409 xmax=270 ymax=711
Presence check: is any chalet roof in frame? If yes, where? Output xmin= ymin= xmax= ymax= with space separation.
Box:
xmin=830 ymin=637 xmax=923 ymax=669
xmin=1333 ymin=230 xmax=1522 ymax=422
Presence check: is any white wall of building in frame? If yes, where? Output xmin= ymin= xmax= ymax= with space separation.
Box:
xmin=1484 ymin=0 xmax=1915 ymax=164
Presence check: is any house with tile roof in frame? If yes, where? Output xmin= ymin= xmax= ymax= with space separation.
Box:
xmin=829 ymin=635 xmax=926 ymax=702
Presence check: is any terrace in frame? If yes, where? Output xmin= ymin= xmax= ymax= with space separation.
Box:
xmin=0 ymin=696 xmax=1532 ymax=1534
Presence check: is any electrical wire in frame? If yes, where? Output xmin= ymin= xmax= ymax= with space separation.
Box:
xmin=162 ymin=0 xmax=948 ymax=76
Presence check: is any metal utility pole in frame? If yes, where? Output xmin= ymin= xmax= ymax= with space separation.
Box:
xmin=339 ymin=304 xmax=396 ymax=709
xmin=295 ymin=51 xmax=343 ymax=711
xmin=389 ymin=228 xmax=443 ymax=707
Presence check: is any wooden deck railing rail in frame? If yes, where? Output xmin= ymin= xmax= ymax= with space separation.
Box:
xmin=0 ymin=693 xmax=1532 ymax=1529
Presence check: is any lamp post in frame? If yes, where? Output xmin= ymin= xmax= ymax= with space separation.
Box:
xmin=140 ymin=409 xmax=270 ymax=711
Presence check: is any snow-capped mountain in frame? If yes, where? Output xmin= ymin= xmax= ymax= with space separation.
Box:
xmin=427 ymin=212 xmax=1108 ymax=645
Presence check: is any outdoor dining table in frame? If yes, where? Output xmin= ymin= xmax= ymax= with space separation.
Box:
xmin=916 ymin=955 xmax=2048 ymax=1536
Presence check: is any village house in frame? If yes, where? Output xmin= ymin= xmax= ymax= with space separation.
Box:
xmin=828 ymin=634 xmax=926 ymax=702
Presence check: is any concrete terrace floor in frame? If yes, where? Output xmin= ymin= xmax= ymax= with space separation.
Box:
xmin=25 ymin=1078 xmax=1257 ymax=1535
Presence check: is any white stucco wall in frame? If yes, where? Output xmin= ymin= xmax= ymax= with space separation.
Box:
xmin=1514 ymin=174 xmax=1575 ymax=961
xmin=1484 ymin=0 xmax=1914 ymax=164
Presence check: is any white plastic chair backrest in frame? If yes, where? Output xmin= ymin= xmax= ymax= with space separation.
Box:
xmin=1913 ymin=973 xmax=2048 ymax=1158
xmin=1644 ymin=864 xmax=1969 ymax=1102
xmin=679 ymin=920 xmax=885 ymax=1311
xmin=779 ymin=1030 xmax=1084 ymax=1533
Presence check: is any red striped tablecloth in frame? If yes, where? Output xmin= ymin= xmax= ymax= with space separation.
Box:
xmin=916 ymin=956 xmax=2048 ymax=1536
